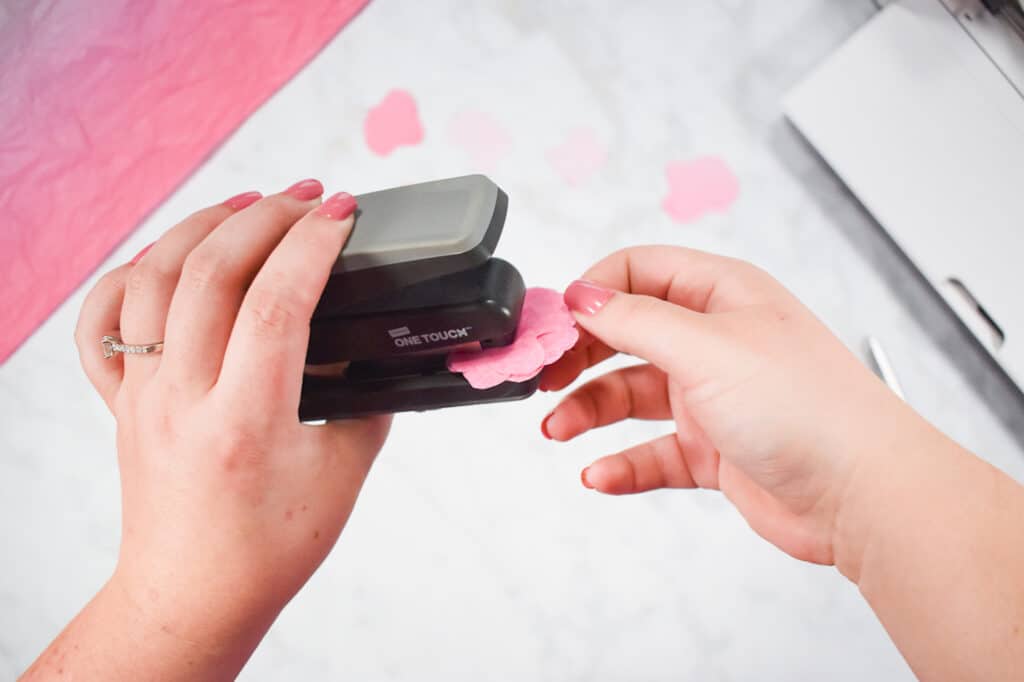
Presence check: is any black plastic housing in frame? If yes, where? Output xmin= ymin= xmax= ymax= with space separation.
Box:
xmin=299 ymin=176 xmax=539 ymax=420
xmin=299 ymin=365 xmax=540 ymax=421
xmin=306 ymin=258 xmax=524 ymax=365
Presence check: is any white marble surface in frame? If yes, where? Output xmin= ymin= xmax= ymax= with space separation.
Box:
xmin=3 ymin=1 xmax=1024 ymax=679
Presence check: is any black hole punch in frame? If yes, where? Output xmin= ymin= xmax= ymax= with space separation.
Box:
xmin=299 ymin=175 xmax=538 ymax=420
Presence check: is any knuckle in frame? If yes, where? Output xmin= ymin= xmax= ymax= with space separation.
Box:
xmin=611 ymin=245 xmax=637 ymax=261
xmin=125 ymin=260 xmax=171 ymax=295
xmin=125 ymin=263 xmax=151 ymax=294
xmin=728 ymin=257 xmax=773 ymax=285
xmin=631 ymin=293 xmax=664 ymax=319
xmin=720 ymin=258 xmax=789 ymax=304
xmin=93 ymin=266 xmax=128 ymax=297
xmin=245 ymin=284 xmax=305 ymax=337
xmin=588 ymin=377 xmax=628 ymax=426
xmin=269 ymin=265 xmax=321 ymax=309
xmin=214 ymin=425 xmax=258 ymax=467
xmin=217 ymin=444 xmax=262 ymax=476
xmin=209 ymin=419 xmax=271 ymax=498
xmin=182 ymin=248 xmax=233 ymax=292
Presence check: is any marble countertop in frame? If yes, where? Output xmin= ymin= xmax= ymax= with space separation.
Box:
xmin=3 ymin=1 xmax=1023 ymax=679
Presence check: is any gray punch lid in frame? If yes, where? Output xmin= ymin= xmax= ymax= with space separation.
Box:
xmin=315 ymin=174 xmax=508 ymax=313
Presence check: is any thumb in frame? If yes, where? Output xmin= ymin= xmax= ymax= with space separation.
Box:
xmin=563 ymin=279 xmax=719 ymax=377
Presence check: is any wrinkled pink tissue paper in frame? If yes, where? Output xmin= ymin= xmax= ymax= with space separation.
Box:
xmin=0 ymin=0 xmax=369 ymax=364
xmin=447 ymin=288 xmax=579 ymax=389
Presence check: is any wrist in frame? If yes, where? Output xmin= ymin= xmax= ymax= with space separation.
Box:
xmin=103 ymin=567 xmax=278 ymax=679
xmin=830 ymin=404 xmax=956 ymax=586
xmin=827 ymin=409 xmax=1024 ymax=680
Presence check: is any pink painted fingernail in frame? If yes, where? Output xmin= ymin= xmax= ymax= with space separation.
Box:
xmin=564 ymin=280 xmax=614 ymax=316
xmin=130 ymin=243 xmax=154 ymax=265
xmin=284 ymin=178 xmax=324 ymax=201
xmin=541 ymin=412 xmax=554 ymax=440
xmin=223 ymin=191 xmax=262 ymax=210
xmin=581 ymin=467 xmax=594 ymax=489
xmin=315 ymin=192 xmax=357 ymax=220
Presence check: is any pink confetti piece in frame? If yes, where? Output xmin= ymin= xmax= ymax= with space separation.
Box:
xmin=661 ymin=157 xmax=740 ymax=223
xmin=546 ymin=127 xmax=607 ymax=187
xmin=364 ymin=89 xmax=424 ymax=156
xmin=446 ymin=110 xmax=512 ymax=172
xmin=448 ymin=287 xmax=579 ymax=390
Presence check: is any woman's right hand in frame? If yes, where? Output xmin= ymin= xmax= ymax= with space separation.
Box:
xmin=541 ymin=246 xmax=933 ymax=571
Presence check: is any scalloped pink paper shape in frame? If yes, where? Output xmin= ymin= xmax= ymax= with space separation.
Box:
xmin=447 ymin=287 xmax=579 ymax=389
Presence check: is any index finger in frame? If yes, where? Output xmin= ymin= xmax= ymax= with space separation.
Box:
xmin=216 ymin=192 xmax=358 ymax=415
xmin=542 ymin=246 xmax=781 ymax=391
xmin=578 ymin=245 xmax=781 ymax=313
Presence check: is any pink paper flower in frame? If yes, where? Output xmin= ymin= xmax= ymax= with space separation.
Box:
xmin=447 ymin=287 xmax=579 ymax=390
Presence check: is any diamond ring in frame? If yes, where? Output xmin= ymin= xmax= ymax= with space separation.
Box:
xmin=101 ymin=335 xmax=164 ymax=359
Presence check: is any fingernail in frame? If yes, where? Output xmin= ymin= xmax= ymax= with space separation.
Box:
xmin=315 ymin=192 xmax=357 ymax=220
xmin=564 ymin=280 xmax=614 ymax=316
xmin=541 ymin=412 xmax=554 ymax=440
xmin=130 ymin=243 xmax=154 ymax=265
xmin=581 ymin=467 xmax=594 ymax=489
xmin=223 ymin=191 xmax=262 ymax=210
xmin=284 ymin=178 xmax=324 ymax=201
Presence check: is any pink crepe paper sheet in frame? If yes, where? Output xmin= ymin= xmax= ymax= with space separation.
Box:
xmin=447 ymin=288 xmax=579 ymax=390
xmin=0 ymin=0 xmax=369 ymax=364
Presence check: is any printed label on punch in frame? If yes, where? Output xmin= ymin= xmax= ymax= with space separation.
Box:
xmin=392 ymin=326 xmax=473 ymax=348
